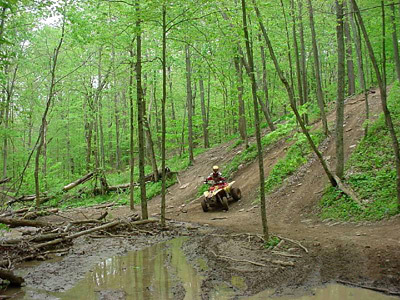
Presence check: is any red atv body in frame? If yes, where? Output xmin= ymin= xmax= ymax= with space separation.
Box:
xmin=201 ymin=181 xmax=241 ymax=212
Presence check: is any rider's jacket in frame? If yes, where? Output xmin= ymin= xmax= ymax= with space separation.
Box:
xmin=206 ymin=171 xmax=226 ymax=184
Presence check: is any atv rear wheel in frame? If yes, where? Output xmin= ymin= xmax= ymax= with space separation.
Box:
xmin=231 ymin=187 xmax=242 ymax=201
xmin=201 ymin=199 xmax=209 ymax=212
xmin=222 ymin=197 xmax=229 ymax=211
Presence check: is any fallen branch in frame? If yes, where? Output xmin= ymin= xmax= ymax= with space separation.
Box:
xmin=0 ymin=269 xmax=25 ymax=287
xmin=70 ymin=219 xmax=102 ymax=225
xmin=0 ymin=217 xmax=49 ymax=228
xmin=276 ymin=235 xmax=309 ymax=253
xmin=211 ymin=250 xmax=268 ymax=267
xmin=336 ymin=280 xmax=400 ymax=296
xmin=97 ymin=211 xmax=108 ymax=220
xmin=6 ymin=195 xmax=52 ymax=206
xmin=0 ymin=177 xmax=11 ymax=185
xmin=63 ymin=172 xmax=93 ymax=192
xmin=271 ymin=251 xmax=302 ymax=258
xmin=34 ymin=219 xmax=121 ymax=249
xmin=260 ymin=257 xmax=295 ymax=267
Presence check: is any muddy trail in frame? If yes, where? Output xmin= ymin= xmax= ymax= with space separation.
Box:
xmin=2 ymin=89 xmax=400 ymax=299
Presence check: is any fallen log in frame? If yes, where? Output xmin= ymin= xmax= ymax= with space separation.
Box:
xmin=63 ymin=172 xmax=94 ymax=192
xmin=0 ymin=269 xmax=25 ymax=287
xmin=34 ymin=219 xmax=121 ymax=249
xmin=6 ymin=195 xmax=52 ymax=206
xmin=0 ymin=217 xmax=49 ymax=228
xmin=0 ymin=177 xmax=11 ymax=185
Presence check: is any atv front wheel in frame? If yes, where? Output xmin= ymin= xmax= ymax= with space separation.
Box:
xmin=222 ymin=197 xmax=229 ymax=211
xmin=231 ymin=187 xmax=242 ymax=201
xmin=201 ymin=199 xmax=209 ymax=212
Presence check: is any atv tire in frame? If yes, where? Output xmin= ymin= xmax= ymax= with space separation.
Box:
xmin=201 ymin=200 xmax=209 ymax=212
xmin=231 ymin=188 xmax=242 ymax=201
xmin=222 ymin=197 xmax=229 ymax=211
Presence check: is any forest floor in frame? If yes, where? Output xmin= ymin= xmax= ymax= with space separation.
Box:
xmin=2 ymin=89 xmax=400 ymax=299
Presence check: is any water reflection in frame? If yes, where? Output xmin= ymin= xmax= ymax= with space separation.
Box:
xmin=45 ymin=237 xmax=202 ymax=300
xmin=243 ymin=284 xmax=399 ymax=300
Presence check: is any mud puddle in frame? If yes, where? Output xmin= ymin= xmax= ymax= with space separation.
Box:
xmin=244 ymin=284 xmax=399 ymax=299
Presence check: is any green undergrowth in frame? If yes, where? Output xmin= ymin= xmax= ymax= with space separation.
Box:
xmin=224 ymin=116 xmax=297 ymax=179
xmin=320 ymin=84 xmax=400 ymax=221
xmin=0 ymin=223 xmax=10 ymax=236
xmin=27 ymin=147 xmax=209 ymax=210
xmin=264 ymin=130 xmax=325 ymax=194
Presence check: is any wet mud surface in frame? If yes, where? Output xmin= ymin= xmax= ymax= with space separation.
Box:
xmin=2 ymin=220 xmax=399 ymax=299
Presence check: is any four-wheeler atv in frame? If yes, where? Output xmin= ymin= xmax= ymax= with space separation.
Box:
xmin=201 ymin=181 xmax=241 ymax=212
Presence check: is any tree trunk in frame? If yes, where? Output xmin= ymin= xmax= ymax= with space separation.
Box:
xmin=234 ymin=55 xmax=248 ymax=147
xmin=381 ymin=0 xmax=387 ymax=88
xmin=185 ymin=45 xmax=194 ymax=165
xmin=307 ymin=0 xmax=328 ymax=135
xmin=280 ymin=0 xmax=295 ymax=95
xmin=242 ymin=0 xmax=269 ymax=242
xmin=344 ymin=1 xmax=356 ymax=96
xmin=349 ymin=0 xmax=369 ymax=136
xmin=336 ymin=0 xmax=345 ymax=179
xmin=129 ymin=43 xmax=135 ymax=211
xmin=199 ymin=78 xmax=210 ymax=148
xmin=34 ymin=20 xmax=65 ymax=208
xmin=350 ymin=0 xmax=400 ymax=209
xmin=391 ymin=1 xmax=400 ymax=82
xmin=136 ymin=0 xmax=148 ymax=219
xmin=161 ymin=3 xmax=167 ymax=227
xmin=291 ymin=0 xmax=304 ymax=112
xmin=298 ymin=0 xmax=309 ymax=124
xmin=259 ymin=40 xmax=275 ymax=131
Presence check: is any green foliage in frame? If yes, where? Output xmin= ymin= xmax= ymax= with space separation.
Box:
xmin=319 ymin=83 xmax=400 ymax=221
xmin=224 ymin=116 xmax=297 ymax=179
xmin=0 ymin=223 xmax=10 ymax=234
xmin=264 ymin=236 xmax=281 ymax=249
xmin=197 ymin=183 xmax=209 ymax=198
xmin=265 ymin=130 xmax=325 ymax=194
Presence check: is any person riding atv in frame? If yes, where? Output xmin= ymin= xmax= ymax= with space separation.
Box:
xmin=205 ymin=166 xmax=226 ymax=186
xmin=201 ymin=166 xmax=241 ymax=212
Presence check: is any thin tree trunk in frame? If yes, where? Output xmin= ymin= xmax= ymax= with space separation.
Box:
xmin=242 ymin=0 xmax=269 ymax=242
xmin=161 ymin=3 xmax=167 ymax=227
xmin=199 ymin=78 xmax=210 ymax=148
xmin=298 ymin=0 xmax=309 ymax=124
xmin=280 ymin=0 xmax=295 ymax=94
xmin=136 ymin=0 xmax=148 ymax=219
xmin=350 ymin=0 xmax=400 ymax=209
xmin=185 ymin=45 xmax=194 ymax=165
xmin=234 ymin=55 xmax=248 ymax=147
xmin=344 ymin=1 xmax=356 ymax=96
xmin=291 ymin=0 xmax=304 ymax=111
xmin=34 ymin=19 xmax=65 ymax=208
xmin=2 ymin=65 xmax=17 ymax=178
xmin=391 ymin=1 xmax=400 ymax=82
xmin=259 ymin=37 xmax=275 ymax=131
xmin=381 ymin=0 xmax=387 ymax=88
xmin=349 ymin=1 xmax=369 ymax=136
xmin=336 ymin=0 xmax=345 ymax=179
xmin=307 ymin=0 xmax=328 ymax=135
xmin=129 ymin=42 xmax=135 ymax=211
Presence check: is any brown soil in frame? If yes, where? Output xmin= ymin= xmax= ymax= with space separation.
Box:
xmin=2 ymin=89 xmax=400 ymax=299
